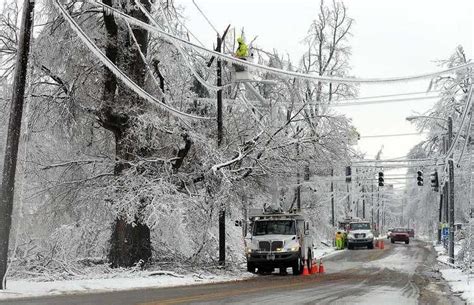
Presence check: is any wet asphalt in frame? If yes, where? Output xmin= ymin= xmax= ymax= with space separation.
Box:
xmin=0 ymin=240 xmax=466 ymax=305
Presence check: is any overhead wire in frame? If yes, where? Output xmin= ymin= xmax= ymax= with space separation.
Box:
xmin=191 ymin=0 xmax=219 ymax=35
xmin=359 ymin=132 xmax=426 ymax=139
xmin=125 ymin=21 xmax=164 ymax=97
xmin=335 ymin=90 xmax=443 ymax=101
xmin=87 ymin=0 xmax=474 ymax=85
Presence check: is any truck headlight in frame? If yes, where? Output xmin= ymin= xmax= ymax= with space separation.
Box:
xmin=246 ymin=247 xmax=254 ymax=253
xmin=347 ymin=233 xmax=355 ymax=239
xmin=366 ymin=233 xmax=374 ymax=239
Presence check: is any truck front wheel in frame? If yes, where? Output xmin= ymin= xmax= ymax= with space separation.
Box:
xmin=292 ymin=256 xmax=303 ymax=275
xmin=247 ymin=262 xmax=256 ymax=273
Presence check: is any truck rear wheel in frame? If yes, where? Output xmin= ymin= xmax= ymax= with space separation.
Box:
xmin=247 ymin=262 xmax=256 ymax=273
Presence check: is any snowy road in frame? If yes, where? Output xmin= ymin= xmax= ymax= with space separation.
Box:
xmin=0 ymin=240 xmax=465 ymax=305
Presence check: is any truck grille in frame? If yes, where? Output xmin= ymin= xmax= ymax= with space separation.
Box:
xmin=271 ymin=241 xmax=283 ymax=251
xmin=258 ymin=241 xmax=283 ymax=251
xmin=355 ymin=233 xmax=366 ymax=238
xmin=258 ymin=241 xmax=270 ymax=251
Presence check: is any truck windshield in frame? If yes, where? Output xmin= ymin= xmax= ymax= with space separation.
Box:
xmin=350 ymin=223 xmax=370 ymax=230
xmin=254 ymin=220 xmax=296 ymax=236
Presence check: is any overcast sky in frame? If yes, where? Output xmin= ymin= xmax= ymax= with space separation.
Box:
xmin=175 ymin=0 xmax=473 ymax=186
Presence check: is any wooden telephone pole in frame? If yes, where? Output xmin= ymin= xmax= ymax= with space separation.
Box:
xmin=214 ymin=25 xmax=230 ymax=267
xmin=0 ymin=0 xmax=35 ymax=289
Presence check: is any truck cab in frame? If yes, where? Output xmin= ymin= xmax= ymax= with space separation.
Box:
xmin=244 ymin=207 xmax=313 ymax=275
xmin=346 ymin=221 xmax=374 ymax=250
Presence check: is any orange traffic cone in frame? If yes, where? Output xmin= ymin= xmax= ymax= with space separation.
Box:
xmin=380 ymin=240 xmax=385 ymax=249
xmin=318 ymin=259 xmax=325 ymax=274
xmin=302 ymin=260 xmax=310 ymax=276
xmin=311 ymin=259 xmax=319 ymax=274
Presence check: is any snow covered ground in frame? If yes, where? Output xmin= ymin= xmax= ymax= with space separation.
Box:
xmin=0 ymin=270 xmax=254 ymax=300
xmin=434 ymin=243 xmax=474 ymax=304
xmin=0 ymin=245 xmax=339 ymax=301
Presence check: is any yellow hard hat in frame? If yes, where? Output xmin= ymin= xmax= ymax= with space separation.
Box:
xmin=237 ymin=37 xmax=244 ymax=43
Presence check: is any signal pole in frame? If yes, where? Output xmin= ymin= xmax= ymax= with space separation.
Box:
xmin=0 ymin=0 xmax=35 ymax=289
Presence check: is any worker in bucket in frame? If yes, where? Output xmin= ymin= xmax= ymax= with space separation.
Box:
xmin=335 ymin=230 xmax=344 ymax=250
xmin=235 ymin=37 xmax=249 ymax=59
xmin=233 ymin=37 xmax=248 ymax=72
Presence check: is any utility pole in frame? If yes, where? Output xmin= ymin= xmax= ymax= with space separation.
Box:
xmin=371 ymin=183 xmax=374 ymax=226
xmin=331 ymin=168 xmax=334 ymax=226
xmin=438 ymin=137 xmax=446 ymax=244
xmin=216 ymin=34 xmax=225 ymax=266
xmin=214 ymin=25 xmax=231 ymax=267
xmin=447 ymin=116 xmax=455 ymax=264
xmin=362 ymin=185 xmax=366 ymax=219
xmin=438 ymin=191 xmax=444 ymax=243
xmin=0 ymin=0 xmax=35 ymax=289
xmin=296 ymin=143 xmax=301 ymax=211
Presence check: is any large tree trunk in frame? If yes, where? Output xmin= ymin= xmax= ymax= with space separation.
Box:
xmin=109 ymin=218 xmax=152 ymax=268
xmin=100 ymin=0 xmax=152 ymax=267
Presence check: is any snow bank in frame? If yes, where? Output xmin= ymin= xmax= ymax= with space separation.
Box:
xmin=434 ymin=243 xmax=474 ymax=304
xmin=0 ymin=271 xmax=253 ymax=300
xmin=313 ymin=244 xmax=338 ymax=260
xmin=440 ymin=269 xmax=474 ymax=304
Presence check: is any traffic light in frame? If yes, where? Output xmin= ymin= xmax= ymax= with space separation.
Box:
xmin=378 ymin=172 xmax=384 ymax=187
xmin=430 ymin=171 xmax=439 ymax=192
xmin=345 ymin=166 xmax=351 ymax=183
xmin=417 ymin=170 xmax=423 ymax=186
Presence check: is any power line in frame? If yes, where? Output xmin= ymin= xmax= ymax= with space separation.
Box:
xmin=335 ymin=90 xmax=442 ymax=101
xmin=192 ymin=0 xmax=219 ymax=35
xmin=330 ymin=95 xmax=450 ymax=107
xmin=352 ymin=157 xmax=442 ymax=163
xmin=359 ymin=132 xmax=426 ymax=139
xmin=87 ymin=0 xmax=474 ymax=85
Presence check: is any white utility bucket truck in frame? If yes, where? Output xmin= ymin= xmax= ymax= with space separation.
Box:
xmin=242 ymin=205 xmax=314 ymax=275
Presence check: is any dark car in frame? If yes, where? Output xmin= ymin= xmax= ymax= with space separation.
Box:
xmin=391 ymin=228 xmax=409 ymax=244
